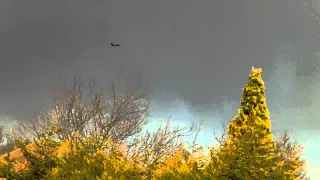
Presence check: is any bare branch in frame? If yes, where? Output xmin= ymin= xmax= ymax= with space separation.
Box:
xmin=13 ymin=76 xmax=149 ymax=152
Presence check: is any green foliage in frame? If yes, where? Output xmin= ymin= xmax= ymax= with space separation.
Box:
xmin=0 ymin=68 xmax=309 ymax=179
xmin=273 ymin=132 xmax=309 ymax=179
xmin=205 ymin=67 xmax=308 ymax=179
xmin=44 ymin=136 xmax=145 ymax=179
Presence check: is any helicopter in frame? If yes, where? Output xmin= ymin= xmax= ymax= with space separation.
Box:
xmin=110 ymin=43 xmax=120 ymax=47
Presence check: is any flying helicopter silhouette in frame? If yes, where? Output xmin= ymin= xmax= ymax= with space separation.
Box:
xmin=110 ymin=43 xmax=120 ymax=47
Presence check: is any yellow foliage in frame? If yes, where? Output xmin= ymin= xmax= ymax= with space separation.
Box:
xmin=0 ymin=67 xmax=309 ymax=179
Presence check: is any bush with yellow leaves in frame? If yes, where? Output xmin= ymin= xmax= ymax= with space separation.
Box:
xmin=0 ymin=69 xmax=310 ymax=179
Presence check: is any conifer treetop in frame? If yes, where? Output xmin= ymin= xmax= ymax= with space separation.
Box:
xmin=228 ymin=67 xmax=272 ymax=142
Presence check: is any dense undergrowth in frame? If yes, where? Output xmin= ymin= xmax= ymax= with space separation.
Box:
xmin=0 ymin=68 xmax=309 ymax=179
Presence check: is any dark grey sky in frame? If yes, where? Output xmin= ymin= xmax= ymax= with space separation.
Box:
xmin=0 ymin=0 xmax=320 ymax=134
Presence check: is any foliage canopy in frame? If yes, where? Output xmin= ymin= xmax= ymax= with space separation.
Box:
xmin=0 ymin=69 xmax=309 ymax=179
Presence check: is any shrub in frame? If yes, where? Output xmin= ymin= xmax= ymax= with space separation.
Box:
xmin=0 ymin=69 xmax=309 ymax=179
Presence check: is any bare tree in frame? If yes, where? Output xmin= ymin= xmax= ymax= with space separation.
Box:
xmin=13 ymin=76 xmax=149 ymax=149
xmin=9 ymin=75 xmax=199 ymax=180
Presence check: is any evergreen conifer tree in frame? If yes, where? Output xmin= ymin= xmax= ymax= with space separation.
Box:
xmin=227 ymin=67 xmax=277 ymax=179
xmin=207 ymin=67 xmax=278 ymax=179
xmin=207 ymin=67 xmax=309 ymax=179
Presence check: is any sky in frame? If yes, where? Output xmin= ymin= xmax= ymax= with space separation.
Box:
xmin=0 ymin=0 xmax=320 ymax=178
